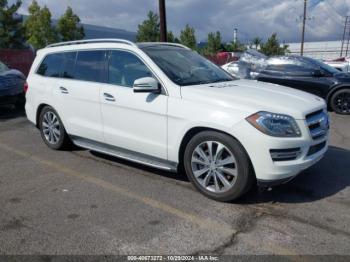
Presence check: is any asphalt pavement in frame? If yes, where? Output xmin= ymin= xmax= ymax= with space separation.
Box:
xmin=0 ymin=105 xmax=349 ymax=256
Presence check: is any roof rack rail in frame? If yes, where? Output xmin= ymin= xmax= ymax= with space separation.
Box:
xmin=46 ymin=38 xmax=138 ymax=48
xmin=138 ymin=42 xmax=191 ymax=50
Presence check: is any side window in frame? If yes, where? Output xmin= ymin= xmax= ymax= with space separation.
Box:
xmin=108 ymin=50 xmax=153 ymax=87
xmin=265 ymin=64 xmax=287 ymax=72
xmin=282 ymin=64 xmax=314 ymax=76
xmin=264 ymin=63 xmax=315 ymax=77
xmin=37 ymin=53 xmax=64 ymax=77
xmin=75 ymin=50 xmax=107 ymax=83
xmin=61 ymin=52 xmax=77 ymax=79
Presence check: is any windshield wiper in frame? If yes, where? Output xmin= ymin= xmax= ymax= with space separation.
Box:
xmin=210 ymin=79 xmax=232 ymax=83
xmin=180 ymin=79 xmax=233 ymax=86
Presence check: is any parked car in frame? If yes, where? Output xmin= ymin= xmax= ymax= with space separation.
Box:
xmin=323 ymin=57 xmax=350 ymax=72
xmin=0 ymin=60 xmax=26 ymax=108
xmin=222 ymin=50 xmax=350 ymax=115
xmin=25 ymin=39 xmax=329 ymax=202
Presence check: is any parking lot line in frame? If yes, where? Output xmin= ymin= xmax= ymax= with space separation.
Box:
xmin=0 ymin=141 xmax=303 ymax=256
xmin=0 ymin=141 xmax=235 ymax=234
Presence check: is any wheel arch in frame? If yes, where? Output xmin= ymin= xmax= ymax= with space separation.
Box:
xmin=326 ymin=85 xmax=350 ymax=111
xmin=177 ymin=126 xmax=256 ymax=178
xmin=35 ymin=103 xmax=51 ymax=128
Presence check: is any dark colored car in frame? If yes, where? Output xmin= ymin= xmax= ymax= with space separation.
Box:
xmin=0 ymin=60 xmax=26 ymax=108
xmin=223 ymin=50 xmax=350 ymax=115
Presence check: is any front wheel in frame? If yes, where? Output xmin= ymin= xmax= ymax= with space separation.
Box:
xmin=330 ymin=89 xmax=350 ymax=115
xmin=183 ymin=131 xmax=254 ymax=202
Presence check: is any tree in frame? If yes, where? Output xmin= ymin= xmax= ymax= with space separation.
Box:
xmin=260 ymin=33 xmax=289 ymax=56
xmin=206 ymin=31 xmax=222 ymax=55
xmin=251 ymin=37 xmax=262 ymax=50
xmin=0 ymin=0 xmax=26 ymax=49
xmin=167 ymin=31 xmax=180 ymax=43
xmin=167 ymin=30 xmax=175 ymax=42
xmin=225 ymin=40 xmax=247 ymax=52
xmin=57 ymin=6 xmax=84 ymax=42
xmin=136 ymin=11 xmax=159 ymax=42
xmin=25 ymin=0 xmax=57 ymax=49
xmin=180 ymin=24 xmax=196 ymax=49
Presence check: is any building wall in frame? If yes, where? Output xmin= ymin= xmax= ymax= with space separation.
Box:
xmin=0 ymin=49 xmax=35 ymax=76
xmin=287 ymin=41 xmax=345 ymax=60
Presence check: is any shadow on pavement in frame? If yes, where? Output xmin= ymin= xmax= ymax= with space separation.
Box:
xmin=90 ymin=151 xmax=189 ymax=182
xmin=90 ymin=146 xmax=350 ymax=204
xmin=0 ymin=105 xmax=25 ymax=121
xmin=240 ymin=146 xmax=350 ymax=204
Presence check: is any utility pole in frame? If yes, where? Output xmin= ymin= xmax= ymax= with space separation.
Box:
xmin=340 ymin=16 xmax=350 ymax=57
xmin=300 ymin=0 xmax=307 ymax=56
xmin=159 ymin=0 xmax=167 ymax=42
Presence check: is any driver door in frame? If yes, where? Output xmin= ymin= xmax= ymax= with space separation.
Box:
xmin=279 ymin=65 xmax=330 ymax=98
xmin=258 ymin=63 xmax=327 ymax=97
xmin=100 ymin=50 xmax=168 ymax=159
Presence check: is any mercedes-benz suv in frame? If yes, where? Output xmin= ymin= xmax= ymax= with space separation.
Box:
xmin=25 ymin=39 xmax=329 ymax=202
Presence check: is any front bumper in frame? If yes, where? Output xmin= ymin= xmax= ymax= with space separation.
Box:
xmin=257 ymin=176 xmax=297 ymax=187
xmin=232 ymin=119 xmax=329 ymax=183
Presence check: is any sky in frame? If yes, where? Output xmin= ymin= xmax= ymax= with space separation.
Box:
xmin=11 ymin=0 xmax=350 ymax=43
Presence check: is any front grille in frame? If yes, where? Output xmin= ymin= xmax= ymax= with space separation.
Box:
xmin=307 ymin=141 xmax=327 ymax=156
xmin=306 ymin=110 xmax=329 ymax=140
xmin=270 ymin=148 xmax=302 ymax=162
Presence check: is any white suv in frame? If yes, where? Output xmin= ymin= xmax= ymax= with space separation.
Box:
xmin=25 ymin=39 xmax=329 ymax=202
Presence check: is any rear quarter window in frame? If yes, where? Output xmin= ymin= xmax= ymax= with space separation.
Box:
xmin=36 ymin=52 xmax=77 ymax=78
xmin=37 ymin=53 xmax=64 ymax=77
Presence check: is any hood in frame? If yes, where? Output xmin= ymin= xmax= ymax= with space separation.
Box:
xmin=0 ymin=70 xmax=25 ymax=90
xmin=0 ymin=69 xmax=25 ymax=79
xmin=181 ymin=79 xmax=326 ymax=120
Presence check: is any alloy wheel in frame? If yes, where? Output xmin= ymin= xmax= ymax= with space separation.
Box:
xmin=334 ymin=92 xmax=350 ymax=113
xmin=42 ymin=111 xmax=61 ymax=144
xmin=191 ymin=141 xmax=238 ymax=193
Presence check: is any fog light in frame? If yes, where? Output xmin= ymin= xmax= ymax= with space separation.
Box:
xmin=270 ymin=148 xmax=302 ymax=162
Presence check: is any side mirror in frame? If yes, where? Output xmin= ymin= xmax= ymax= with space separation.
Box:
xmin=133 ymin=77 xmax=160 ymax=94
xmin=312 ymin=69 xmax=324 ymax=77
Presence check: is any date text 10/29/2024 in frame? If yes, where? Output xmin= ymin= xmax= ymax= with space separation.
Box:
xmin=127 ymin=256 xmax=219 ymax=261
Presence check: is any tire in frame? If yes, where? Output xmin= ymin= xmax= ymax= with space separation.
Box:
xmin=183 ymin=131 xmax=254 ymax=202
xmin=330 ymin=89 xmax=350 ymax=115
xmin=38 ymin=106 xmax=72 ymax=150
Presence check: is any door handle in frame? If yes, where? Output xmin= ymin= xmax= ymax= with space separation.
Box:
xmin=103 ymin=93 xmax=115 ymax=102
xmin=60 ymin=86 xmax=69 ymax=94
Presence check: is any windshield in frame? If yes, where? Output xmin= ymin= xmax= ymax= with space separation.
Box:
xmin=0 ymin=61 xmax=9 ymax=73
xmin=141 ymin=46 xmax=234 ymax=86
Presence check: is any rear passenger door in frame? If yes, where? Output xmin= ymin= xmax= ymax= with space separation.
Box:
xmin=100 ymin=50 xmax=168 ymax=159
xmin=257 ymin=64 xmax=288 ymax=86
xmin=53 ymin=50 xmax=107 ymax=142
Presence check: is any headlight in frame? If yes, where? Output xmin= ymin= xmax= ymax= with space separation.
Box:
xmin=246 ymin=111 xmax=301 ymax=137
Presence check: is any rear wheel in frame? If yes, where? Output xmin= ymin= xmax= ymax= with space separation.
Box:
xmin=39 ymin=106 xmax=71 ymax=150
xmin=330 ymin=89 xmax=350 ymax=115
xmin=183 ymin=131 xmax=254 ymax=202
